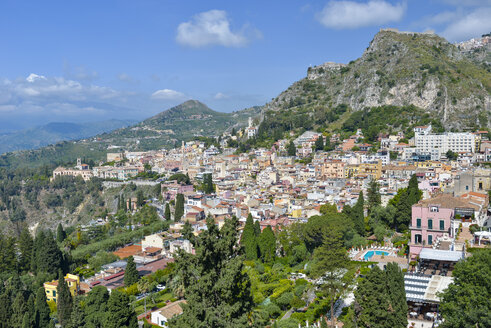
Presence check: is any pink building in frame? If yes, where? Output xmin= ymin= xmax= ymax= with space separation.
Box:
xmin=409 ymin=194 xmax=476 ymax=259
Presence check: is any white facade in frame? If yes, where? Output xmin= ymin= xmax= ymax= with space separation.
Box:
xmin=414 ymin=129 xmax=476 ymax=159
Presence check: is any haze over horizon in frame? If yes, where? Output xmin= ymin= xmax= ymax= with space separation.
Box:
xmin=1 ymin=0 xmax=490 ymax=133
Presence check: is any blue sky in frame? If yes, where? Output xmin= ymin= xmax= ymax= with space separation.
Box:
xmin=0 ymin=0 xmax=490 ymax=132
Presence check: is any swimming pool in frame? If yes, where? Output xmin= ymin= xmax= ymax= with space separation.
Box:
xmin=363 ymin=250 xmax=389 ymax=261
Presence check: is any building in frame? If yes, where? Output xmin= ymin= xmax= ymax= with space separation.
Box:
xmin=150 ymin=300 xmax=186 ymax=327
xmin=52 ymin=159 xmax=93 ymax=181
xmin=414 ymin=125 xmax=476 ymax=159
xmin=409 ymin=194 xmax=482 ymax=258
xmin=246 ymin=117 xmax=258 ymax=139
xmin=44 ymin=274 xmax=80 ymax=302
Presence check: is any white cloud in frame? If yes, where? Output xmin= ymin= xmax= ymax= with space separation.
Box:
xmin=441 ymin=8 xmax=491 ymax=41
xmin=214 ymin=92 xmax=228 ymax=100
xmin=317 ymin=1 xmax=406 ymax=29
xmin=26 ymin=73 xmax=47 ymax=83
xmin=151 ymin=89 xmax=185 ymax=100
xmin=176 ymin=10 xmax=256 ymax=47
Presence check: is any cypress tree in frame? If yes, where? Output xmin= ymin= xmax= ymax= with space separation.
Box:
xmin=104 ymin=290 xmax=138 ymax=328
xmin=127 ymin=198 xmax=132 ymax=212
xmin=21 ymin=313 xmax=30 ymax=328
xmin=18 ymin=227 xmax=33 ymax=273
xmin=66 ymin=298 xmax=85 ymax=328
xmin=11 ymin=293 xmax=26 ymax=328
xmin=85 ymin=286 xmax=109 ymax=328
xmin=174 ymin=194 xmax=184 ymax=221
xmin=37 ymin=230 xmax=63 ymax=274
xmin=367 ymin=180 xmax=381 ymax=214
xmin=57 ymin=271 xmax=73 ymax=327
xmin=136 ymin=190 xmax=144 ymax=207
xmin=287 ymin=141 xmax=296 ymax=156
xmin=165 ymin=203 xmax=171 ymax=220
xmin=124 ymin=256 xmax=139 ymax=286
xmin=120 ymin=194 xmax=125 ymax=211
xmin=34 ymin=287 xmax=51 ymax=328
xmin=258 ymin=226 xmax=276 ymax=263
xmin=353 ymin=191 xmax=365 ymax=236
xmin=0 ymin=292 xmax=12 ymax=328
xmin=0 ymin=235 xmax=17 ymax=274
xmin=315 ymin=135 xmax=324 ymax=151
xmin=23 ymin=294 xmax=35 ymax=328
xmin=385 ymin=263 xmax=408 ymax=327
xmin=254 ymin=220 xmax=261 ymax=237
xmin=56 ymin=223 xmax=66 ymax=243
xmin=355 ymin=266 xmax=390 ymax=326
xmin=182 ymin=221 xmax=194 ymax=244
xmin=241 ymin=214 xmax=258 ymax=260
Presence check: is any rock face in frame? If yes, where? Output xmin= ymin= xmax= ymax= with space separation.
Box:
xmin=267 ymin=29 xmax=491 ymax=129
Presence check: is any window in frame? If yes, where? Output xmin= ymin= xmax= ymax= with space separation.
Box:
xmin=440 ymin=220 xmax=445 ymax=231
xmin=428 ymin=235 xmax=433 ymax=245
xmin=479 ymin=182 xmax=483 ymax=190
xmin=428 ymin=219 xmax=433 ymax=230
xmin=415 ymin=234 xmax=422 ymax=244
xmin=416 ymin=218 xmax=421 ymax=228
xmin=53 ymin=291 xmax=56 ymax=297
xmin=430 ymin=206 xmax=439 ymax=212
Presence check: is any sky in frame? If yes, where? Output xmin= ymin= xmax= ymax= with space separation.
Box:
xmin=0 ymin=0 xmax=490 ymax=132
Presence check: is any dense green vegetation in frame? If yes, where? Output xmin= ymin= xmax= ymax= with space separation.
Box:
xmin=439 ymin=249 xmax=491 ymax=327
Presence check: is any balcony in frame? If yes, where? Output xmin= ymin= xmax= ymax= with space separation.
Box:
xmin=409 ymin=225 xmax=449 ymax=233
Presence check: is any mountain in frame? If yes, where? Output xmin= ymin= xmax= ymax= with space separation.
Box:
xmin=0 ymin=120 xmax=135 ymax=154
xmin=0 ymin=100 xmax=261 ymax=169
xmin=265 ymin=29 xmax=490 ymax=130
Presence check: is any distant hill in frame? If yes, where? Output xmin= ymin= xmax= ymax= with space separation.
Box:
xmin=0 ymin=120 xmax=135 ymax=155
xmin=0 ymin=100 xmax=262 ymax=169
xmin=266 ymin=29 xmax=490 ymax=130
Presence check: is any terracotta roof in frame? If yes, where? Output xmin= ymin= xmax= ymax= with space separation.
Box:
xmin=113 ymin=244 xmax=142 ymax=259
xmin=415 ymin=194 xmax=478 ymax=210
xmin=156 ymin=300 xmax=187 ymax=319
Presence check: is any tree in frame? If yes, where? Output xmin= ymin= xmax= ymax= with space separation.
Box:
xmin=66 ymin=298 xmax=85 ymax=328
xmin=0 ymin=235 xmax=17 ymax=274
xmin=446 ymin=149 xmax=458 ymax=161
xmin=18 ymin=227 xmax=33 ymax=273
xmin=34 ymin=287 xmax=51 ymax=328
xmin=202 ymin=173 xmax=215 ymax=194
xmin=258 ymin=226 xmax=276 ymax=263
xmin=104 ymin=290 xmax=138 ymax=328
xmin=84 ymin=286 xmax=109 ymax=328
xmin=311 ymin=228 xmax=349 ymax=328
xmin=124 ymin=256 xmax=139 ymax=286
xmin=314 ymin=135 xmax=324 ymax=151
xmin=164 ymin=202 xmax=171 ymax=220
xmin=11 ymin=293 xmax=26 ymax=328
xmin=439 ymin=249 xmax=491 ymax=327
xmin=174 ymin=194 xmax=184 ymax=221
xmin=169 ymin=217 xmax=255 ymax=327
xmin=153 ymin=183 xmax=162 ymax=198
xmin=127 ymin=198 xmax=132 ymax=212
xmin=355 ymin=266 xmax=390 ymax=327
xmin=0 ymin=292 xmax=12 ymax=328
xmin=287 ymin=141 xmax=296 ymax=157
xmin=136 ymin=190 xmax=145 ymax=207
xmin=385 ymin=263 xmax=407 ymax=327
xmin=354 ymin=264 xmax=407 ymax=328
xmin=367 ymin=180 xmax=381 ymax=214
xmin=352 ymin=192 xmax=365 ymax=236
xmin=182 ymin=221 xmax=195 ymax=244
xmin=241 ymin=214 xmax=258 ymax=260
xmin=406 ymin=174 xmax=422 ymax=206
xmin=57 ymin=271 xmax=73 ymax=327
xmin=35 ymin=230 xmax=64 ymax=275
xmin=57 ymin=223 xmax=66 ymax=243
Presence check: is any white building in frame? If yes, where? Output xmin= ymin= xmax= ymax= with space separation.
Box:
xmin=150 ymin=300 xmax=186 ymax=327
xmin=246 ymin=117 xmax=258 ymax=139
xmin=414 ymin=125 xmax=476 ymax=159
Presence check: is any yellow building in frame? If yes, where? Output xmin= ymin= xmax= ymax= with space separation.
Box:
xmin=291 ymin=209 xmax=302 ymax=218
xmin=44 ymin=274 xmax=80 ymax=302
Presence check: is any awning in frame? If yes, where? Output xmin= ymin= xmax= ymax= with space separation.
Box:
xmin=404 ymin=273 xmax=454 ymax=303
xmin=419 ymin=248 xmax=464 ymax=262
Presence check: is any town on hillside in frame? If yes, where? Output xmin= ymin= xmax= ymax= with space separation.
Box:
xmin=40 ymin=122 xmax=491 ymax=327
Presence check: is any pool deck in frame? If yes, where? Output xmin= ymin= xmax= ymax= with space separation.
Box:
xmin=350 ymin=246 xmax=407 ymax=265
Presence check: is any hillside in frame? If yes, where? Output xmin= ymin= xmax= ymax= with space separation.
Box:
xmin=0 ymin=100 xmax=261 ymax=169
xmin=0 ymin=120 xmax=134 ymax=155
xmin=266 ymin=29 xmax=491 ymax=130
